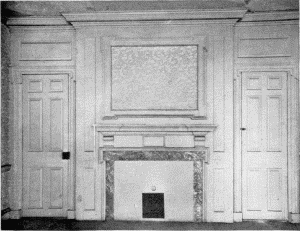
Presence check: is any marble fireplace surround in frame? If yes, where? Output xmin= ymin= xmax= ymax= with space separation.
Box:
xmin=95 ymin=124 xmax=217 ymax=221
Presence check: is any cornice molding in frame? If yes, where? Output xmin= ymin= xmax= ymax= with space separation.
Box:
xmin=241 ymin=11 xmax=299 ymax=22
xmin=62 ymin=9 xmax=247 ymax=23
xmin=71 ymin=19 xmax=239 ymax=28
xmin=6 ymin=16 xmax=69 ymax=26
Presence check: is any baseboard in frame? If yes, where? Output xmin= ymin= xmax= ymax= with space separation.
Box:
xmin=67 ymin=210 xmax=75 ymax=219
xmin=233 ymin=212 xmax=243 ymax=222
xmin=9 ymin=210 xmax=22 ymax=219
xmin=288 ymin=213 xmax=300 ymax=223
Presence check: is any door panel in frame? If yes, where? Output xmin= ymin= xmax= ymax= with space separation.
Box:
xmin=23 ymin=74 xmax=69 ymax=217
xmin=242 ymin=71 xmax=287 ymax=220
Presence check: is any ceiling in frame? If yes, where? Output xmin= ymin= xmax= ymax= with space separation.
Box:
xmin=1 ymin=0 xmax=299 ymax=20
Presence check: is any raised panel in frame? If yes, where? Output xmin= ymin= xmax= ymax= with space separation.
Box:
xmin=246 ymin=96 xmax=262 ymax=152
xmin=20 ymin=42 xmax=72 ymax=61
xmin=238 ymin=37 xmax=290 ymax=58
xmin=247 ymin=169 xmax=264 ymax=211
xmin=247 ymin=76 xmax=262 ymax=90
xmin=84 ymin=38 xmax=96 ymax=151
xmin=29 ymin=98 xmax=43 ymax=151
xmin=165 ymin=136 xmax=194 ymax=148
xmin=213 ymin=37 xmax=225 ymax=151
xmin=28 ymin=80 xmax=43 ymax=93
xmin=49 ymin=168 xmax=63 ymax=209
xmin=50 ymin=80 xmax=63 ymax=92
xmin=50 ymin=99 xmax=63 ymax=151
xmin=114 ymin=136 xmax=143 ymax=148
xmin=28 ymin=168 xmax=43 ymax=209
xmin=143 ymin=136 xmax=164 ymax=147
xmin=267 ymin=77 xmax=282 ymax=90
xmin=213 ymin=168 xmax=225 ymax=212
xmin=83 ymin=168 xmax=95 ymax=211
xmin=267 ymin=96 xmax=281 ymax=152
xmin=267 ymin=169 xmax=282 ymax=211
xmin=111 ymin=46 xmax=198 ymax=111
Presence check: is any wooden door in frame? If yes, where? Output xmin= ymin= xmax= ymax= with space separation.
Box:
xmin=22 ymin=74 xmax=69 ymax=217
xmin=242 ymin=71 xmax=288 ymax=220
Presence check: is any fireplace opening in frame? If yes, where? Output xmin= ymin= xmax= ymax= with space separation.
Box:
xmin=142 ymin=193 xmax=165 ymax=219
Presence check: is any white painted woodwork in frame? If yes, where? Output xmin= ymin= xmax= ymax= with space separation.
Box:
xmin=241 ymin=71 xmax=288 ymax=220
xmin=22 ymin=74 xmax=69 ymax=217
xmin=7 ymin=10 xmax=299 ymax=223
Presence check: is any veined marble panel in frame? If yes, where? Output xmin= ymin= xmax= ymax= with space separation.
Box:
xmin=103 ymin=150 xmax=206 ymax=222
xmin=111 ymin=46 xmax=198 ymax=111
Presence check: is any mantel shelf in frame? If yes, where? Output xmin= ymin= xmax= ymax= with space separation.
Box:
xmin=93 ymin=123 xmax=217 ymax=134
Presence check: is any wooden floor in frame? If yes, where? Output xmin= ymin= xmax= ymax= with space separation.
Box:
xmin=1 ymin=218 xmax=300 ymax=230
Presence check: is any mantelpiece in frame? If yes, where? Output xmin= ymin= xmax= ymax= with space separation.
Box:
xmin=94 ymin=124 xmax=217 ymax=163
xmin=93 ymin=123 xmax=216 ymax=221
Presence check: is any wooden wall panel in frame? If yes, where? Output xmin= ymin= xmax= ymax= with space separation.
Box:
xmin=213 ymin=37 xmax=225 ymax=152
xmin=84 ymin=38 xmax=96 ymax=152
xmin=213 ymin=168 xmax=225 ymax=212
xmin=83 ymin=168 xmax=96 ymax=211
xmin=20 ymin=42 xmax=72 ymax=61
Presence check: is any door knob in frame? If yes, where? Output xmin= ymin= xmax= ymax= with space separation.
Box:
xmin=62 ymin=152 xmax=70 ymax=160
xmin=240 ymin=128 xmax=246 ymax=131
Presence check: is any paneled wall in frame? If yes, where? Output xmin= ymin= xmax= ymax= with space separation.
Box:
xmin=234 ymin=20 xmax=299 ymax=221
xmin=75 ymin=20 xmax=235 ymax=222
xmin=9 ymin=25 xmax=76 ymax=218
xmin=6 ymin=12 xmax=299 ymax=223
xmin=1 ymin=23 xmax=11 ymax=218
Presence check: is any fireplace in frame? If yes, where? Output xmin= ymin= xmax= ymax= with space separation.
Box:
xmin=94 ymin=124 xmax=216 ymax=222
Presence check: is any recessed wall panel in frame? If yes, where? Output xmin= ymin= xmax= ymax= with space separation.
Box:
xmin=238 ymin=38 xmax=290 ymax=58
xmin=213 ymin=168 xmax=225 ymax=212
xmin=83 ymin=168 xmax=95 ymax=211
xmin=20 ymin=42 xmax=72 ymax=61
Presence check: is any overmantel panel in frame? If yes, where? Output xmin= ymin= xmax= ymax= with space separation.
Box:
xmin=79 ymin=22 xmax=235 ymax=124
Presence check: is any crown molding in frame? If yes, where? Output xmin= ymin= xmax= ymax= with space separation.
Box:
xmin=6 ymin=16 xmax=69 ymax=26
xmin=62 ymin=9 xmax=247 ymax=23
xmin=241 ymin=11 xmax=299 ymax=22
xmin=71 ymin=19 xmax=240 ymax=28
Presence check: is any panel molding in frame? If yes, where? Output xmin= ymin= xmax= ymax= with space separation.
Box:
xmin=101 ymin=36 xmax=208 ymax=120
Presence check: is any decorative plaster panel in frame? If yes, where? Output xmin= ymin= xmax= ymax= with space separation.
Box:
xmin=111 ymin=46 xmax=198 ymax=111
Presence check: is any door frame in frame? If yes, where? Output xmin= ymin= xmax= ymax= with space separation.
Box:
xmin=233 ymin=67 xmax=299 ymax=221
xmin=9 ymin=68 xmax=76 ymax=219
